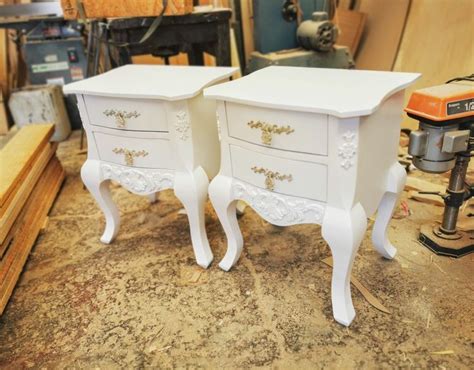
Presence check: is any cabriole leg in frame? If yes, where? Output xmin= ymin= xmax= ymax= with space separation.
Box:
xmin=174 ymin=167 xmax=214 ymax=269
xmin=322 ymin=203 xmax=368 ymax=326
xmin=209 ymin=175 xmax=243 ymax=271
xmin=81 ymin=159 xmax=120 ymax=244
xmin=372 ymin=163 xmax=407 ymax=259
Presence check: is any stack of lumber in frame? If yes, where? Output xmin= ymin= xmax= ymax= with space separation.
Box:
xmin=0 ymin=124 xmax=65 ymax=314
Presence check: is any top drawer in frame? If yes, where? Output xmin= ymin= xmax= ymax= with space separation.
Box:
xmin=84 ymin=95 xmax=168 ymax=132
xmin=226 ymin=103 xmax=328 ymax=156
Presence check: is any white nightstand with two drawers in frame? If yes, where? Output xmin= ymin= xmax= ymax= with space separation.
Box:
xmin=64 ymin=65 xmax=237 ymax=268
xmin=204 ymin=66 xmax=420 ymax=325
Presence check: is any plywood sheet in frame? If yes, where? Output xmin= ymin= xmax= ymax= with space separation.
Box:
xmin=335 ymin=9 xmax=367 ymax=55
xmin=355 ymin=0 xmax=410 ymax=70
xmin=393 ymin=0 xmax=474 ymax=129
xmin=0 ymin=124 xmax=54 ymax=207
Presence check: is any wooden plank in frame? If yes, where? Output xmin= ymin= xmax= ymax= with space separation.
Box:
xmin=61 ymin=0 xmax=193 ymax=19
xmin=0 ymin=156 xmax=64 ymax=315
xmin=230 ymin=28 xmax=242 ymax=79
xmin=0 ymin=29 xmax=8 ymax=99
xmin=0 ymin=142 xmax=57 ymax=245
xmin=393 ymin=0 xmax=474 ymax=129
xmin=405 ymin=176 xmax=446 ymax=193
xmin=7 ymin=29 xmax=18 ymax=95
xmin=0 ymin=124 xmax=54 ymax=207
xmin=240 ymin=0 xmax=254 ymax=63
xmin=0 ymin=141 xmax=54 ymax=217
xmin=0 ymin=88 xmax=9 ymax=135
xmin=335 ymin=8 xmax=367 ymax=56
xmin=405 ymin=175 xmax=446 ymax=207
xmin=355 ymin=0 xmax=410 ymax=70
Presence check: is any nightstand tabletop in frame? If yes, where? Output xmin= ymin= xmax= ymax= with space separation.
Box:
xmin=63 ymin=64 xmax=237 ymax=100
xmin=204 ymin=66 xmax=420 ymax=117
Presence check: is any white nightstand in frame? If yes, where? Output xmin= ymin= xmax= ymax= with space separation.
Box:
xmin=204 ymin=66 xmax=420 ymax=325
xmin=64 ymin=65 xmax=237 ymax=268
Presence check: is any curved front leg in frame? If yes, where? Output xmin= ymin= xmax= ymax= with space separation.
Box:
xmin=174 ymin=167 xmax=214 ymax=269
xmin=209 ymin=175 xmax=243 ymax=271
xmin=81 ymin=159 xmax=120 ymax=244
xmin=372 ymin=162 xmax=407 ymax=259
xmin=322 ymin=203 xmax=367 ymax=326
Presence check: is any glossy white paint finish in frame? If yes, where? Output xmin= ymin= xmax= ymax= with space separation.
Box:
xmin=226 ymin=102 xmax=328 ymax=155
xmin=65 ymin=65 xmax=238 ymax=268
xmin=230 ymin=144 xmax=328 ymax=202
xmin=205 ymin=67 xmax=420 ymax=326
xmin=64 ymin=64 xmax=237 ymax=100
xmin=205 ymin=66 xmax=420 ymax=117
xmin=84 ymin=95 xmax=169 ymax=132
xmin=93 ymin=130 xmax=175 ymax=169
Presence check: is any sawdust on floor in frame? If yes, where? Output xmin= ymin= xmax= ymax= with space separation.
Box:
xmin=0 ymin=131 xmax=472 ymax=369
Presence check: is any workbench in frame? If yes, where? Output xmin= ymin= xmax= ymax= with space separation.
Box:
xmin=107 ymin=9 xmax=232 ymax=67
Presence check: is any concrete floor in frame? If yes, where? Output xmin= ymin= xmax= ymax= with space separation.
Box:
xmin=0 ymin=131 xmax=472 ymax=369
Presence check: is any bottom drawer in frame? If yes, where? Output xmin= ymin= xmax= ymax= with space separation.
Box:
xmin=94 ymin=132 xmax=175 ymax=169
xmin=230 ymin=145 xmax=327 ymax=202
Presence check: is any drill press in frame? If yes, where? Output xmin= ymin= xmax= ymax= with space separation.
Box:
xmin=407 ymin=76 xmax=474 ymax=257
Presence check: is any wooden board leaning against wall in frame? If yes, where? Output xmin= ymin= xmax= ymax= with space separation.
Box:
xmin=0 ymin=0 xmax=27 ymax=134
xmin=393 ymin=0 xmax=474 ymax=129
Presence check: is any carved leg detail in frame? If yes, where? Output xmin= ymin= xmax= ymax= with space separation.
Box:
xmin=372 ymin=162 xmax=407 ymax=259
xmin=174 ymin=167 xmax=213 ymax=269
xmin=81 ymin=160 xmax=120 ymax=244
xmin=322 ymin=203 xmax=367 ymax=326
xmin=209 ymin=175 xmax=243 ymax=271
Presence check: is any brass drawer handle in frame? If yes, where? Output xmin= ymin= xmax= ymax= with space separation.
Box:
xmin=103 ymin=109 xmax=141 ymax=128
xmin=251 ymin=166 xmax=293 ymax=191
xmin=247 ymin=121 xmax=295 ymax=145
xmin=112 ymin=147 xmax=149 ymax=166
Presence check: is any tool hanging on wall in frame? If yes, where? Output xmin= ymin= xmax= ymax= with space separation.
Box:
xmin=407 ymin=75 xmax=474 ymax=257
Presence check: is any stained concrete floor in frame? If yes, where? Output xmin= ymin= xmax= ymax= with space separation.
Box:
xmin=0 ymin=131 xmax=473 ymax=369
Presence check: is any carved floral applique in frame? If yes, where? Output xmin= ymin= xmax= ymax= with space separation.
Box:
xmin=101 ymin=163 xmax=174 ymax=195
xmin=175 ymin=110 xmax=190 ymax=140
xmin=232 ymin=181 xmax=325 ymax=226
xmin=338 ymin=131 xmax=357 ymax=170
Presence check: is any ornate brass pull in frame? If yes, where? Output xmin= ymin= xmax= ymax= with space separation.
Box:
xmin=247 ymin=121 xmax=295 ymax=145
xmin=112 ymin=147 xmax=149 ymax=166
xmin=103 ymin=109 xmax=141 ymax=128
xmin=251 ymin=166 xmax=293 ymax=191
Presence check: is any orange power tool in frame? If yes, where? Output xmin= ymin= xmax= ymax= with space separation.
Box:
xmin=407 ymin=75 xmax=473 ymax=257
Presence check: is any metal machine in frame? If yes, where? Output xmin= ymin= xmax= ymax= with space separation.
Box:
xmin=296 ymin=11 xmax=338 ymax=52
xmin=248 ymin=1 xmax=353 ymax=73
xmin=0 ymin=2 xmax=87 ymax=129
xmin=407 ymin=76 xmax=474 ymax=257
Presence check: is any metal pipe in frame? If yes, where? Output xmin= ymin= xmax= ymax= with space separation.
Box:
xmin=440 ymin=154 xmax=470 ymax=233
